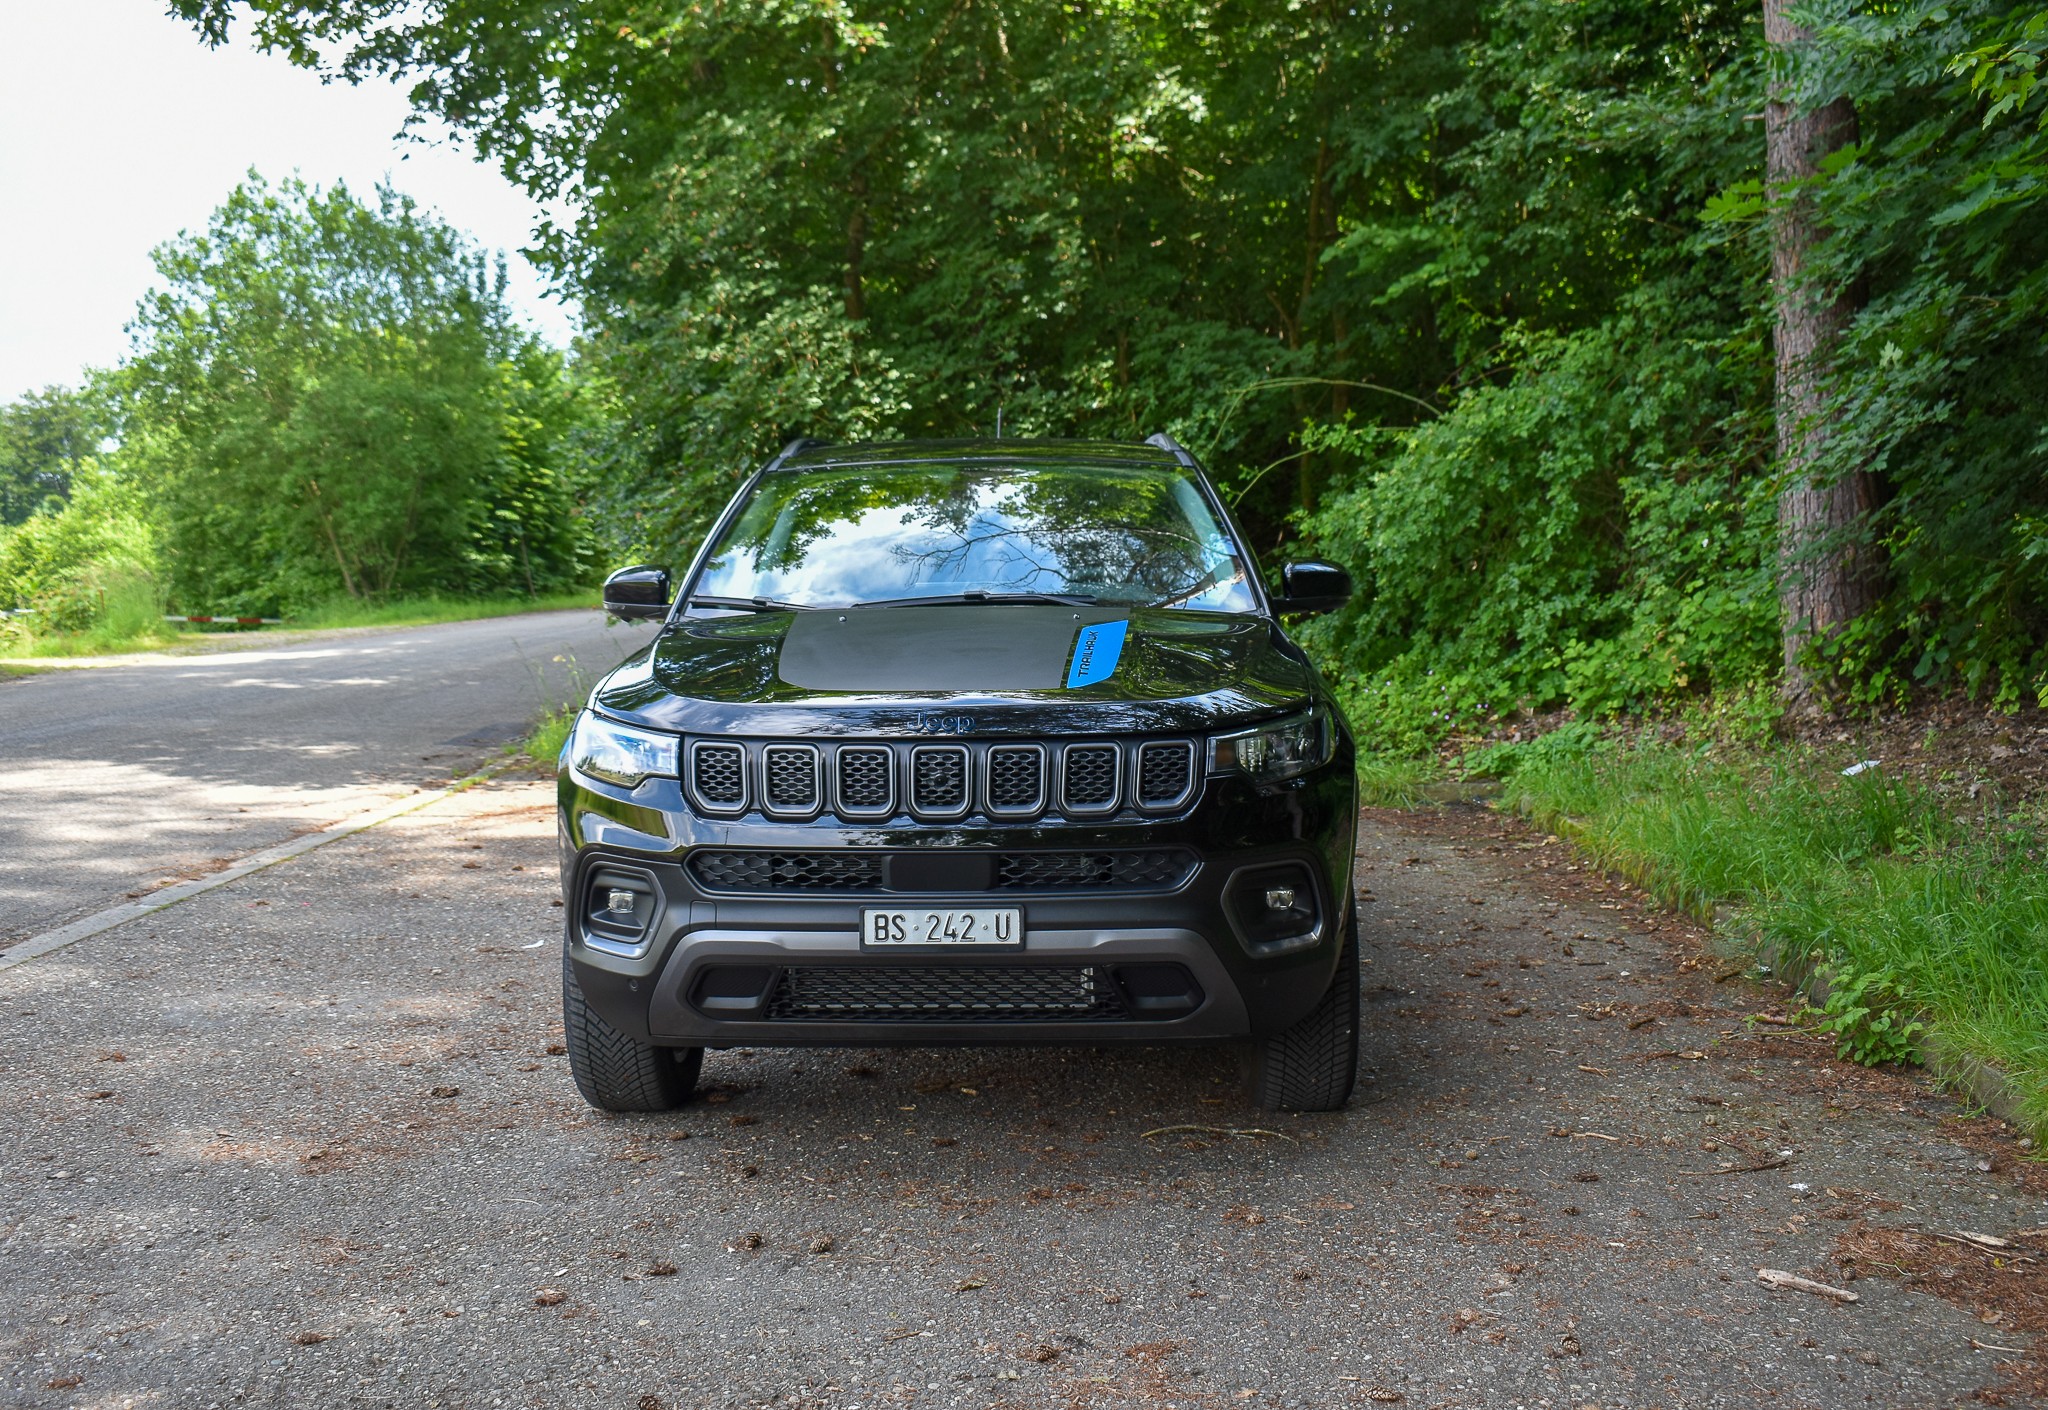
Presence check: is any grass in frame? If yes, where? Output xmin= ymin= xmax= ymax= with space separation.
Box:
xmin=523 ymin=702 xmax=578 ymax=769
xmin=1356 ymin=752 xmax=1443 ymax=807
xmin=1482 ymin=730 xmax=2048 ymax=1140
xmin=0 ymin=589 xmax=598 ymax=659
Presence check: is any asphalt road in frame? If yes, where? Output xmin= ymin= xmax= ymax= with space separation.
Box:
xmin=2 ymin=780 xmax=2041 ymax=1409
xmin=0 ymin=611 xmax=652 ymax=944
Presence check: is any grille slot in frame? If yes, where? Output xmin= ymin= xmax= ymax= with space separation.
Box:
xmin=1135 ymin=740 xmax=1196 ymax=808
xmin=995 ymin=850 xmax=1195 ymax=891
xmin=761 ymin=744 xmax=820 ymax=815
xmin=910 ymin=745 xmax=970 ymax=816
xmin=1061 ymin=744 xmax=1120 ymax=812
xmin=689 ymin=851 xmax=885 ymax=891
xmin=766 ymin=965 xmax=1128 ymax=1022
xmin=690 ymin=742 xmax=746 ymax=811
xmin=835 ymin=746 xmax=893 ymax=814
xmin=985 ymin=745 xmax=1046 ymax=815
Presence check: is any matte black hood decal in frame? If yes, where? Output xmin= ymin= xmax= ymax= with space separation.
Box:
xmin=595 ymin=604 xmax=1320 ymax=737
xmin=778 ymin=605 xmax=1127 ymax=692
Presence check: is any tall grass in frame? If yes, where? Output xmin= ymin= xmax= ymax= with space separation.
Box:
xmin=1491 ymin=733 xmax=2048 ymax=1136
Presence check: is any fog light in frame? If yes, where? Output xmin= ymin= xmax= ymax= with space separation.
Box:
xmin=1225 ymin=862 xmax=1322 ymax=954
xmin=582 ymin=867 xmax=659 ymax=953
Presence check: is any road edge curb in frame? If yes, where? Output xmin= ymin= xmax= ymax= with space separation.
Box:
xmin=0 ymin=760 xmax=518 ymax=976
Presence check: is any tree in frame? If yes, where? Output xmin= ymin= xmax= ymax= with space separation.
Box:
xmin=0 ymin=383 xmax=102 ymax=526
xmin=169 ymin=0 xmax=2048 ymax=727
xmin=1765 ymin=0 xmax=1883 ymax=707
xmin=122 ymin=172 xmax=588 ymax=611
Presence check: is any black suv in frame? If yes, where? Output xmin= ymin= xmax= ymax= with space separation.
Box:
xmin=558 ymin=436 xmax=1360 ymax=1112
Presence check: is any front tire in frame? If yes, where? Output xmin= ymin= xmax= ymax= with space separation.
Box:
xmin=561 ymin=947 xmax=702 ymax=1112
xmin=1244 ymin=909 xmax=1360 ymax=1112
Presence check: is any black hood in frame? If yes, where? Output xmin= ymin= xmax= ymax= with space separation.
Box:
xmin=592 ymin=604 xmax=1318 ymax=737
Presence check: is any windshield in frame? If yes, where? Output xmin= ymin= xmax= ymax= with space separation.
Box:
xmin=689 ymin=462 xmax=1260 ymax=612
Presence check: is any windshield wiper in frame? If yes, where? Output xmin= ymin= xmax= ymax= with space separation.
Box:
xmin=686 ymin=595 xmax=819 ymax=612
xmin=850 ymin=591 xmax=1102 ymax=608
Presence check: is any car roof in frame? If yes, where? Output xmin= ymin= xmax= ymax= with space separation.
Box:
xmin=772 ymin=438 xmax=1187 ymax=474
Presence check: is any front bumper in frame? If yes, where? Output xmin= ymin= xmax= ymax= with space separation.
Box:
xmin=557 ymin=759 xmax=1357 ymax=1049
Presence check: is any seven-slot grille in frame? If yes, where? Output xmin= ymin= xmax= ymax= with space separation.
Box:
xmin=684 ymin=738 xmax=1200 ymax=822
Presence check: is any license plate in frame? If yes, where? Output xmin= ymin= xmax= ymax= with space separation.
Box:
xmin=861 ymin=907 xmax=1022 ymax=948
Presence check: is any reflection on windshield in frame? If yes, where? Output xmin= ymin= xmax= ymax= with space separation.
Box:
xmin=692 ymin=464 xmax=1258 ymax=612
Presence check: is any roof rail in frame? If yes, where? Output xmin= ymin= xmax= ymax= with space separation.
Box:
xmin=761 ymin=436 xmax=829 ymax=472
xmin=1143 ymin=432 xmax=1197 ymax=468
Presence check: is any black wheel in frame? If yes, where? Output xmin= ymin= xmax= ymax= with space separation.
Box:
xmin=561 ymin=946 xmax=702 ymax=1112
xmin=1243 ymin=908 xmax=1360 ymax=1112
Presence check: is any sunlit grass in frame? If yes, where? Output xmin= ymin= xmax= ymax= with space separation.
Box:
xmin=1355 ymin=751 xmax=1443 ymax=807
xmin=523 ymin=702 xmax=578 ymax=770
xmin=1 ymin=590 xmax=599 ymax=658
xmin=284 ymin=590 xmax=598 ymax=632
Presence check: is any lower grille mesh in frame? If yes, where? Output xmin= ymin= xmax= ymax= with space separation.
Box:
xmin=767 ymin=965 xmax=1128 ymax=1022
xmin=995 ymin=850 xmax=1194 ymax=890
xmin=688 ymin=848 xmax=1195 ymax=893
xmin=690 ymin=851 xmax=885 ymax=891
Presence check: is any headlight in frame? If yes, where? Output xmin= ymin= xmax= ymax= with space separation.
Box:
xmin=1208 ymin=709 xmax=1332 ymax=785
xmin=569 ymin=712 xmax=678 ymax=789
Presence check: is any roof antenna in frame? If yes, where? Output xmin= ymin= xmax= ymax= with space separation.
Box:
xmin=995 ymin=406 xmax=1003 ymax=438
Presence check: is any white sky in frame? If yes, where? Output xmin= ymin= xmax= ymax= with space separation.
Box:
xmin=0 ymin=0 xmax=577 ymax=402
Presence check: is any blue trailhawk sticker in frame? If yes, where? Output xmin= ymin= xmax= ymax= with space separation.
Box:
xmin=1065 ymin=619 xmax=1129 ymax=688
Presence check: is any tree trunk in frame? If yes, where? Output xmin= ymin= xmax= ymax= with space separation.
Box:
xmin=844 ymin=167 xmax=869 ymax=321
xmin=1765 ymin=0 xmax=1879 ymax=706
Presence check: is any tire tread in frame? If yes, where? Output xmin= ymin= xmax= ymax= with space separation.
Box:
xmin=1246 ymin=911 xmax=1361 ymax=1112
xmin=561 ymin=947 xmax=701 ymax=1112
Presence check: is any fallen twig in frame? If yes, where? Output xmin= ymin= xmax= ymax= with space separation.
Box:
xmin=1572 ymin=1131 xmax=1622 ymax=1142
xmin=1683 ymin=1157 xmax=1789 ymax=1177
xmin=1940 ymin=1231 xmax=2014 ymax=1253
xmin=1756 ymin=1268 xmax=1858 ymax=1303
xmin=1971 ymin=1339 xmax=2029 ymax=1354
xmin=1626 ymin=1015 xmax=1658 ymax=1030
xmin=1140 ymin=1124 xmax=1295 ymax=1143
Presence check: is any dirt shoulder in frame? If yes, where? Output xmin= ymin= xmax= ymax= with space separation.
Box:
xmin=0 ymin=783 xmax=2040 ymax=1408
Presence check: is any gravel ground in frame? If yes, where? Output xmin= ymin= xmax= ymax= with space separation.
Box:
xmin=2 ymin=782 xmax=2043 ymax=1410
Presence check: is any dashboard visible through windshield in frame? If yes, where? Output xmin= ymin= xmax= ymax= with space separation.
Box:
xmin=689 ymin=462 xmax=1259 ymax=613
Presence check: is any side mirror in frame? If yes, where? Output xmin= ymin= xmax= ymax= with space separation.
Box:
xmin=1273 ymin=561 xmax=1352 ymax=615
xmin=602 ymin=564 xmax=672 ymax=621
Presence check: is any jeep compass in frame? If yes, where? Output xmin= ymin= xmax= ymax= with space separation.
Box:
xmin=557 ymin=435 xmax=1361 ymax=1111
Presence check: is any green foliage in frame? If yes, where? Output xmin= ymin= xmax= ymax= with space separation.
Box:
xmin=0 ymin=459 xmax=162 ymax=640
xmin=143 ymin=0 xmax=2048 ymax=715
xmin=0 ymin=383 xmax=103 ymax=526
xmin=1801 ymin=961 xmax=1926 ymax=1067
xmin=119 ymin=173 xmax=597 ymax=615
